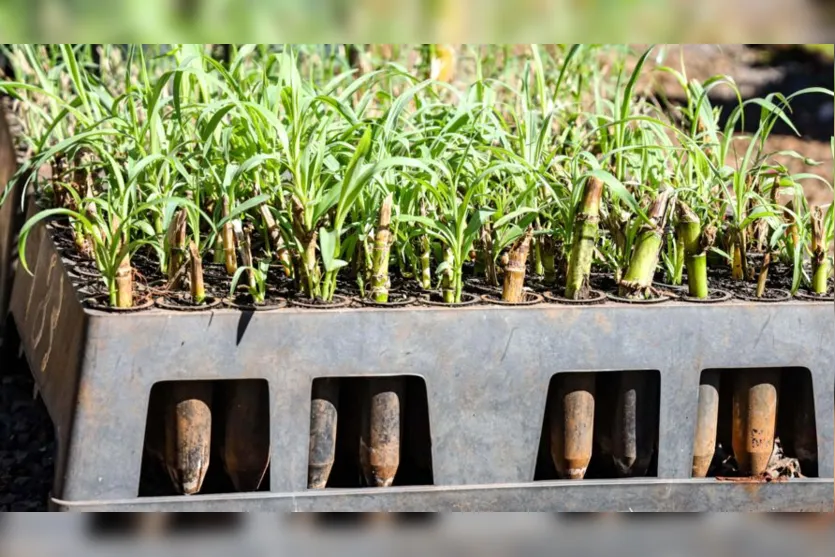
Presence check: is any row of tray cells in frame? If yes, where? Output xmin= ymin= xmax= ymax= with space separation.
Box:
xmin=139 ymin=368 xmax=819 ymax=496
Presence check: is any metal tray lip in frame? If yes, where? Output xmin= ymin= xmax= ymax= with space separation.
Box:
xmin=50 ymin=477 xmax=835 ymax=508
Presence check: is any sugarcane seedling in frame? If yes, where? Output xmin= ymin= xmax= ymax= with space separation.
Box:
xmin=221 ymin=194 xmax=237 ymax=275
xmin=501 ymin=227 xmax=533 ymax=302
xmin=676 ymin=202 xmax=715 ymax=299
xmin=360 ymin=377 xmax=403 ymax=487
xmin=220 ymin=381 xmax=271 ymax=492
xmin=732 ymin=369 xmax=779 ymax=476
xmin=612 ymin=370 xmax=659 ymax=477
xmin=565 ymin=176 xmax=604 ymax=299
xmin=810 ymin=206 xmax=830 ymax=294
xmin=370 ymin=193 xmax=394 ymax=302
xmin=164 ymin=381 xmax=213 ymax=495
xmin=166 ymin=208 xmax=187 ymax=288
xmin=308 ymin=378 xmax=340 ymax=489
xmin=692 ymin=371 xmax=720 ymax=477
xmin=619 ymin=188 xmax=672 ymax=299
xmin=550 ymin=373 xmax=596 ymax=480
xmin=188 ymin=241 xmax=205 ymax=304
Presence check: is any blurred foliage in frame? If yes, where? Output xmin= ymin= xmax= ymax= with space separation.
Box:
xmin=0 ymin=0 xmax=832 ymax=42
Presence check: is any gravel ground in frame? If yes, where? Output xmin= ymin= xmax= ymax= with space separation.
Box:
xmin=0 ymin=45 xmax=832 ymax=512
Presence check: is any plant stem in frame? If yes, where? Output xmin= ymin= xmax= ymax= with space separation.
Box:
xmin=189 ymin=241 xmax=205 ymax=304
xmin=441 ymin=246 xmax=454 ymax=303
xmin=756 ymin=251 xmax=771 ymax=298
xmin=221 ymin=195 xmax=237 ymax=276
xmin=677 ymin=203 xmax=710 ymax=299
xmin=541 ymin=235 xmax=557 ymax=286
xmin=253 ymin=182 xmax=292 ymax=277
xmin=112 ymin=217 xmax=133 ymax=308
xmin=234 ymin=221 xmax=255 ymax=289
xmin=292 ymin=196 xmax=319 ymax=298
xmin=482 ymin=222 xmax=498 ymax=286
xmin=213 ymin=235 xmax=224 ymax=264
xmin=502 ymin=227 xmax=533 ymax=302
xmin=532 ymin=235 xmax=544 ymax=277
xmin=811 ymin=206 xmax=830 ymax=294
xmin=619 ymin=189 xmax=671 ymax=298
xmin=418 ymin=201 xmax=432 ymax=290
xmin=370 ymin=193 xmax=393 ymax=303
xmin=167 ymin=208 xmax=187 ymax=288
xmin=565 ymin=177 xmax=604 ymax=299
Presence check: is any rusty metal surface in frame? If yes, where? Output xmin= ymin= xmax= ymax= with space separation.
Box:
xmin=8 ymin=220 xmax=835 ymax=510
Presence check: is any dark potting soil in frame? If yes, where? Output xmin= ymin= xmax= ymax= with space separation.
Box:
xmin=158 ymin=292 xmax=222 ymax=310
xmin=356 ymin=291 xmax=416 ymax=307
xmin=227 ymin=289 xmax=287 ymax=309
xmin=464 ymin=277 xmax=502 ymax=295
xmin=724 ymin=283 xmax=791 ymax=301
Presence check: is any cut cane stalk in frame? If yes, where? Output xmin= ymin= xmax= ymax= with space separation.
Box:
xmin=692 ymin=371 xmax=720 ymax=478
xmin=550 ymin=373 xmax=595 ymax=480
xmin=565 ymin=177 xmax=604 ymax=299
xmin=360 ymin=378 xmax=402 ymax=488
xmin=221 ymin=195 xmax=237 ymax=275
xmin=164 ymin=381 xmax=213 ymax=495
xmin=619 ymin=189 xmax=671 ymax=298
xmin=220 ymin=381 xmax=270 ymax=492
xmin=612 ymin=371 xmax=658 ymax=477
xmin=810 ymin=206 xmax=830 ymax=294
xmin=501 ymin=227 xmax=532 ymax=302
xmin=370 ymin=193 xmax=393 ymax=303
xmin=188 ymin=241 xmax=205 ymax=304
xmin=732 ymin=370 xmax=779 ymax=476
xmin=308 ymin=378 xmax=340 ymax=489
xmin=677 ymin=202 xmax=713 ymax=299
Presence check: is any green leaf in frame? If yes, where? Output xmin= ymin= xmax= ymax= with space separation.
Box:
xmin=319 ymin=227 xmax=339 ymax=272
xmin=588 ymin=170 xmax=652 ymax=226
